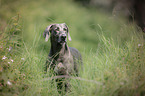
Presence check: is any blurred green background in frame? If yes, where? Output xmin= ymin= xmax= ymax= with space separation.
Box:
xmin=0 ymin=0 xmax=145 ymax=96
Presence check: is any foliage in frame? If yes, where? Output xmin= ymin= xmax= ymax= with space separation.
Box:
xmin=0 ymin=14 xmax=27 ymax=96
xmin=0 ymin=0 xmax=145 ymax=96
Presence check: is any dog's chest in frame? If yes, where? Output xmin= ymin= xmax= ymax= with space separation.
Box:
xmin=54 ymin=54 xmax=74 ymax=74
xmin=56 ymin=54 xmax=73 ymax=65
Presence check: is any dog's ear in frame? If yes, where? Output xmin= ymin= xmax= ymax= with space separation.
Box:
xmin=64 ymin=23 xmax=72 ymax=41
xmin=67 ymin=29 xmax=72 ymax=41
xmin=43 ymin=24 xmax=54 ymax=42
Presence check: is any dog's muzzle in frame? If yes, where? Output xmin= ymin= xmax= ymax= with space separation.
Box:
xmin=58 ymin=34 xmax=67 ymax=44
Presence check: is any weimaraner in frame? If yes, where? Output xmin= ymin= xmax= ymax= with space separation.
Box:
xmin=43 ymin=23 xmax=82 ymax=93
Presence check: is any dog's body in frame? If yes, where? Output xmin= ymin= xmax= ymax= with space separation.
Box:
xmin=43 ymin=23 xmax=82 ymax=93
xmin=47 ymin=44 xmax=82 ymax=76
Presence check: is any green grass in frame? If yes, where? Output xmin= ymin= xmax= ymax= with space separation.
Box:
xmin=0 ymin=0 xmax=145 ymax=96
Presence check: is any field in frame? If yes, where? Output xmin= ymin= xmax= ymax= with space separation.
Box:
xmin=0 ymin=0 xmax=145 ymax=96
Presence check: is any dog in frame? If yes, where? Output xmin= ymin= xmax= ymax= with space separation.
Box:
xmin=43 ymin=23 xmax=82 ymax=93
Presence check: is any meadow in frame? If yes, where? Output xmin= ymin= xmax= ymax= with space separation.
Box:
xmin=0 ymin=0 xmax=145 ymax=96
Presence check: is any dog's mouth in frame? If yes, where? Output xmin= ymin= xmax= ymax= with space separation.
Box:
xmin=57 ymin=40 xmax=66 ymax=45
xmin=57 ymin=38 xmax=66 ymax=45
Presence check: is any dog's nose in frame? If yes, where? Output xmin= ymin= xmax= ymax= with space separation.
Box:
xmin=61 ymin=34 xmax=66 ymax=40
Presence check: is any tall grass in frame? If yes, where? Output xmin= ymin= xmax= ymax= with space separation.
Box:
xmin=0 ymin=0 xmax=145 ymax=96
xmin=0 ymin=14 xmax=27 ymax=96
xmin=68 ymin=27 xmax=145 ymax=96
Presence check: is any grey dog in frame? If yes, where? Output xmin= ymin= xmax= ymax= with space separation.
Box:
xmin=43 ymin=23 xmax=82 ymax=93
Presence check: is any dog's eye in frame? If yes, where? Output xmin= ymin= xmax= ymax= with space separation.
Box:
xmin=55 ymin=27 xmax=59 ymax=31
xmin=63 ymin=28 xmax=67 ymax=31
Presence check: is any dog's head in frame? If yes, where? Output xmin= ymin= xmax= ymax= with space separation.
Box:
xmin=43 ymin=23 xmax=71 ymax=45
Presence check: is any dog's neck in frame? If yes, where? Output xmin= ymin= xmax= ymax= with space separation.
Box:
xmin=49 ymin=42 xmax=69 ymax=59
